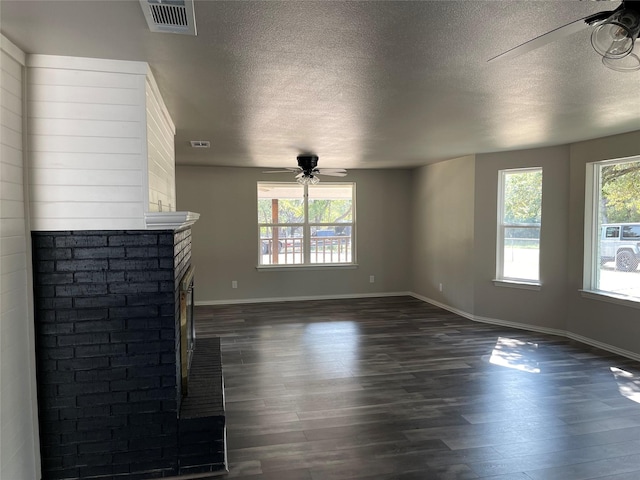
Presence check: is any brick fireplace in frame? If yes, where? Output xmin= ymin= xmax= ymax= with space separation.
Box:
xmin=18 ymin=54 xmax=226 ymax=479
xmin=31 ymin=225 xmax=226 ymax=480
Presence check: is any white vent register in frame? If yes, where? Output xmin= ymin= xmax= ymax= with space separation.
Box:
xmin=139 ymin=0 xmax=197 ymax=36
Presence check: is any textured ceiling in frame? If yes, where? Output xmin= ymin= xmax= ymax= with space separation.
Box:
xmin=2 ymin=0 xmax=639 ymax=169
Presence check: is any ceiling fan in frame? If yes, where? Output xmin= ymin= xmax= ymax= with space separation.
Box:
xmin=488 ymin=0 xmax=640 ymax=72
xmin=263 ymin=154 xmax=347 ymax=185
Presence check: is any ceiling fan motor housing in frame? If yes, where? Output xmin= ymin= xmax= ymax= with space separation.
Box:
xmin=297 ymin=154 xmax=319 ymax=173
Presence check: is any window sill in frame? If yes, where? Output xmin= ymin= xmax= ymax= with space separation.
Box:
xmin=579 ymin=289 xmax=640 ymax=310
xmin=492 ymin=279 xmax=541 ymax=291
xmin=256 ymin=264 xmax=359 ymax=272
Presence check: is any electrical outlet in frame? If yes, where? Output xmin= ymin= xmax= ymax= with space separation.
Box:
xmin=232 ymin=281 xmax=238 ymax=289
xmin=369 ymin=275 xmax=375 ymax=283
xmin=439 ymin=283 xmax=443 ymax=292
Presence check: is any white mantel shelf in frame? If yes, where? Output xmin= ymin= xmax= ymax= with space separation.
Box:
xmin=144 ymin=211 xmax=200 ymax=230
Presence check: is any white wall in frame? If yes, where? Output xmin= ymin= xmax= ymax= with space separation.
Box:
xmin=411 ymin=155 xmax=475 ymax=313
xmin=145 ymin=76 xmax=176 ymax=213
xmin=0 ymin=35 xmax=40 ymax=480
xmin=176 ymin=166 xmax=412 ymax=303
xmin=27 ymin=55 xmax=176 ymax=231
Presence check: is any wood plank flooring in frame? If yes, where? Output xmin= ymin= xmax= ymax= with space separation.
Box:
xmin=194 ymin=296 xmax=640 ymax=480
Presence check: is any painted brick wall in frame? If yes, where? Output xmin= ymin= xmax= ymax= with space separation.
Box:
xmin=31 ymin=229 xmax=190 ymax=480
xmin=173 ymin=227 xmax=191 ymax=404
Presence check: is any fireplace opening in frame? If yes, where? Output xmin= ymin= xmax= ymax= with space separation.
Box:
xmin=180 ymin=265 xmax=195 ymax=395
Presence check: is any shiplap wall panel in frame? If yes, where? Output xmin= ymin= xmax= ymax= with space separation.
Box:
xmin=2 ymin=68 xmax=22 ymax=93
xmin=29 ymin=67 xmax=140 ymax=89
xmin=1 ymin=252 xmax=27 ymax=278
xmin=33 ymin=217 xmax=144 ymax=231
xmin=32 ymin=185 xmax=142 ymax=203
xmin=146 ymin=78 xmax=175 ymax=212
xmin=0 ymin=43 xmax=39 ymax=480
xmin=2 ymin=123 xmax=23 ymax=148
xmin=30 ymin=151 xmax=141 ymax=170
xmin=30 ymin=168 xmax=143 ymax=186
xmin=32 ymin=202 xmax=142 ymax=218
xmin=29 ymin=84 xmax=141 ymax=105
xmin=0 ymin=218 xmax=26 ymax=238
xmin=2 ymin=159 xmax=23 ymax=184
xmin=1 ymin=143 xmax=22 ymax=166
xmin=29 ymin=118 xmax=142 ymax=138
xmin=29 ymin=135 xmax=142 ymax=154
xmin=1 ymin=199 xmax=25 ymax=218
xmin=1 ymin=82 xmax=22 ymax=114
xmin=28 ymin=59 xmax=148 ymax=230
xmin=1 ymin=181 xmax=23 ymax=200
xmin=30 ymin=101 xmax=141 ymax=122
xmin=2 ymin=107 xmax=21 ymax=134
xmin=0 ymin=234 xmax=27 ymax=257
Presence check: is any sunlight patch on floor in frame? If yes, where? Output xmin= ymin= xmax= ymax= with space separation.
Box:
xmin=487 ymin=336 xmax=540 ymax=374
xmin=610 ymin=366 xmax=640 ymax=404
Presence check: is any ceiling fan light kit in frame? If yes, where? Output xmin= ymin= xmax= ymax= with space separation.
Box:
xmin=590 ymin=10 xmax=640 ymax=59
xmin=262 ymin=154 xmax=348 ymax=184
xmin=489 ymin=0 xmax=640 ymax=72
xmin=296 ymin=174 xmax=320 ymax=185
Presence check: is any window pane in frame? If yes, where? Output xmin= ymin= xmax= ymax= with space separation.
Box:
xmin=503 ymin=170 xmax=542 ymax=224
xmin=257 ymin=184 xmax=304 ymax=224
xmin=310 ymin=225 xmax=352 ymax=264
xmin=595 ymin=159 xmax=640 ymax=298
xmin=308 ymin=185 xmax=353 ymax=223
xmin=503 ymin=227 xmax=540 ymax=280
xmin=259 ymin=226 xmax=305 ymax=266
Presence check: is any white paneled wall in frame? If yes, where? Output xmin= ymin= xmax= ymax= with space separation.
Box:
xmin=27 ymin=55 xmax=176 ymax=230
xmin=146 ymin=77 xmax=176 ymax=213
xmin=0 ymin=37 xmax=40 ymax=480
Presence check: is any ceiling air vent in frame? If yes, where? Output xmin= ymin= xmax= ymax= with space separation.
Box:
xmin=139 ymin=0 xmax=197 ymax=36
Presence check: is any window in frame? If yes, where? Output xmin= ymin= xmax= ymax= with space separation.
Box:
xmin=585 ymin=156 xmax=640 ymax=300
xmin=496 ymin=168 xmax=542 ymax=283
xmin=257 ymin=182 xmax=355 ymax=266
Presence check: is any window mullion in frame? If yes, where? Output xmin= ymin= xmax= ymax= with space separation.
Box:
xmin=303 ymin=185 xmax=310 ymax=264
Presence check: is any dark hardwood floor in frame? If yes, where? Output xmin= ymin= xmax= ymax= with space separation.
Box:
xmin=194 ymin=296 xmax=640 ymax=480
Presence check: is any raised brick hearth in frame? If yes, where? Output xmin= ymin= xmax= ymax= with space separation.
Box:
xmin=31 ymin=229 xmax=225 ymax=480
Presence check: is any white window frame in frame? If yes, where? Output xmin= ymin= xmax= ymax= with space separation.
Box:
xmin=495 ymin=167 xmax=542 ymax=288
xmin=257 ymin=182 xmax=356 ymax=268
xmin=582 ymin=155 xmax=640 ymax=308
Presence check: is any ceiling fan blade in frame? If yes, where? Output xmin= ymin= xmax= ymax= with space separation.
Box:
xmin=295 ymin=172 xmax=305 ymax=179
xmin=262 ymin=168 xmax=300 ymax=173
xmin=315 ymin=168 xmax=347 ymax=174
xmin=316 ymin=171 xmax=347 ymax=177
xmin=487 ymin=10 xmax=615 ymax=63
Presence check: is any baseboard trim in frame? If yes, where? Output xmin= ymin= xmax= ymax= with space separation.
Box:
xmin=195 ymin=291 xmax=413 ymax=306
xmin=408 ymin=292 xmax=640 ymax=362
xmin=564 ymin=332 xmax=640 ymax=362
